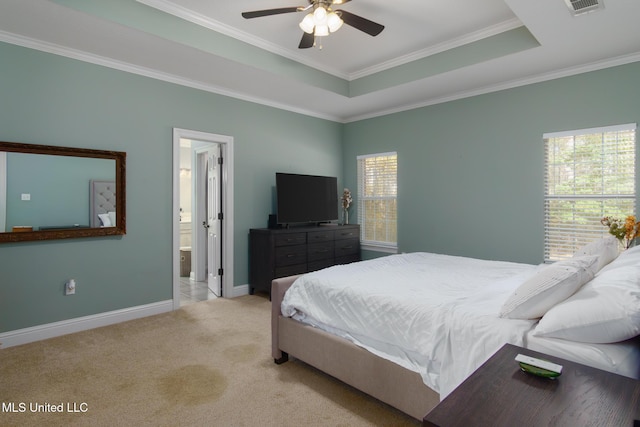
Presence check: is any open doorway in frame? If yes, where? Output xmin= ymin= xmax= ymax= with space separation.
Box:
xmin=172 ymin=128 xmax=234 ymax=309
xmin=179 ymin=140 xmax=220 ymax=304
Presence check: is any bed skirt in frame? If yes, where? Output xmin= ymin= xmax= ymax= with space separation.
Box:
xmin=271 ymin=275 xmax=440 ymax=420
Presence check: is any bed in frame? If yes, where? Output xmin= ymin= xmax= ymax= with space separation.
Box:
xmin=271 ymin=237 xmax=640 ymax=420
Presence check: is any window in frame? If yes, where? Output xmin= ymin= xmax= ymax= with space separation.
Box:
xmin=544 ymin=123 xmax=636 ymax=261
xmin=357 ymin=152 xmax=397 ymax=251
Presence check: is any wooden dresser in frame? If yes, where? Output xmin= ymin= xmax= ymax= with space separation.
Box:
xmin=249 ymin=224 xmax=360 ymax=296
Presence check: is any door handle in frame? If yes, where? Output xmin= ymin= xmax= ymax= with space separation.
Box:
xmin=202 ymin=221 xmax=210 ymax=229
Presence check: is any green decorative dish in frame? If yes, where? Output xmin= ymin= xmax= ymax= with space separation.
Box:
xmin=519 ymin=362 xmax=562 ymax=378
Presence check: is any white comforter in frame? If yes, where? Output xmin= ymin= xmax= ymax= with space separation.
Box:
xmin=281 ymin=252 xmax=540 ymax=398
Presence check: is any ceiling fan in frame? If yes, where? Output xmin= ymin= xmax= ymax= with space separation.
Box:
xmin=241 ymin=0 xmax=384 ymax=49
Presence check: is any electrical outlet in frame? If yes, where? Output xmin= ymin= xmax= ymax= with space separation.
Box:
xmin=65 ymin=279 xmax=76 ymax=295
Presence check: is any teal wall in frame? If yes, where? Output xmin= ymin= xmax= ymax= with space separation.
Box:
xmin=0 ymin=42 xmax=342 ymax=332
xmin=6 ymin=153 xmax=113 ymax=230
xmin=344 ymin=61 xmax=640 ymax=265
xmin=1 ymin=38 xmax=639 ymax=335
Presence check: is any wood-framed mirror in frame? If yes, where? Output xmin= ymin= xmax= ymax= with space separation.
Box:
xmin=0 ymin=141 xmax=126 ymax=243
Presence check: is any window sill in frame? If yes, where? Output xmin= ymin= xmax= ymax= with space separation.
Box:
xmin=361 ymin=243 xmax=398 ymax=254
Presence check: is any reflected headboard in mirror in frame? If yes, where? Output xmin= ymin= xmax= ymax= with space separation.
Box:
xmin=90 ymin=180 xmax=117 ymax=228
xmin=0 ymin=141 xmax=126 ymax=243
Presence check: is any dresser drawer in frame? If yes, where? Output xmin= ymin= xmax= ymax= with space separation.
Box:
xmin=307 ymin=241 xmax=334 ymax=262
xmin=335 ymin=228 xmax=360 ymax=240
xmin=307 ymin=230 xmax=335 ymax=243
xmin=334 ymin=254 xmax=360 ymax=266
xmin=335 ymin=238 xmax=359 ymax=257
xmin=249 ymin=225 xmax=360 ymax=297
xmin=275 ymin=232 xmax=306 ymax=247
xmin=275 ymin=244 xmax=307 ymax=267
xmin=308 ymin=258 xmax=335 ymax=272
xmin=275 ymin=263 xmax=308 ymax=279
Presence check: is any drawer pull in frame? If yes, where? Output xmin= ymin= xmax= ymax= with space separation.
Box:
xmin=341 ymin=233 xmax=354 ymax=237
xmin=341 ymin=246 xmax=353 ymax=250
xmin=287 ymin=254 xmax=296 ymax=258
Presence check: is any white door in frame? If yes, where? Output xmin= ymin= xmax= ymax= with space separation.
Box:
xmin=204 ymin=146 xmax=221 ymax=296
xmin=195 ymin=145 xmax=221 ymax=296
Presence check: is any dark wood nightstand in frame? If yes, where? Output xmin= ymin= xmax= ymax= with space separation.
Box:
xmin=423 ymin=343 xmax=640 ymax=427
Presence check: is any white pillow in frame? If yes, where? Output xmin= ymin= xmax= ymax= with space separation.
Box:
xmin=573 ymin=236 xmax=619 ymax=271
xmin=98 ymin=213 xmax=112 ymax=227
xmin=533 ymin=265 xmax=640 ymax=343
xmin=108 ymin=211 xmax=116 ymax=227
xmin=499 ymin=255 xmax=598 ymax=320
xmin=599 ymin=244 xmax=640 ymax=273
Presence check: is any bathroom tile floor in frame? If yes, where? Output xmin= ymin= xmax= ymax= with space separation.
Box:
xmin=179 ymin=277 xmax=218 ymax=306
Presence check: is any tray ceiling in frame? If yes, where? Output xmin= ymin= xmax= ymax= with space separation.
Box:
xmin=0 ymin=0 xmax=639 ymax=122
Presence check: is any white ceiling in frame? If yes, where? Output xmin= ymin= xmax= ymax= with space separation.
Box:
xmin=1 ymin=0 xmax=640 ymax=122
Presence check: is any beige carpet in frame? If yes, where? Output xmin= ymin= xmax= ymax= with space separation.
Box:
xmin=0 ymin=295 xmax=419 ymax=426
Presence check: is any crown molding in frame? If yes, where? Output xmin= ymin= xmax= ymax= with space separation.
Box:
xmin=2 ymin=27 xmax=638 ymax=125
xmin=349 ymin=18 xmax=523 ymax=80
xmin=344 ymin=51 xmax=640 ymax=122
xmin=136 ymin=0 xmax=351 ymax=80
xmin=137 ymin=1 xmax=525 ymax=83
xmin=0 ymin=30 xmax=340 ymax=122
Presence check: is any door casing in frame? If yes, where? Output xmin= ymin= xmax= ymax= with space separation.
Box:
xmin=172 ymin=128 xmax=234 ymax=308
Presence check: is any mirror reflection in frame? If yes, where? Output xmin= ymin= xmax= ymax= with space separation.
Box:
xmin=0 ymin=141 xmax=126 ymax=243
xmin=2 ymin=153 xmax=115 ymax=231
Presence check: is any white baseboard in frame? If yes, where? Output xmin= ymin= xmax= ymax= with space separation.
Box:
xmin=1 ymin=288 xmax=251 ymax=349
xmin=232 ymin=284 xmax=249 ymax=298
xmin=0 ymin=300 xmax=173 ymax=349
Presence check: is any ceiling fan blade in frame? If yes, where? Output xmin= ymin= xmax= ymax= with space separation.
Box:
xmin=331 ymin=0 xmax=352 ymax=4
xmin=298 ymin=32 xmax=315 ymax=49
xmin=242 ymin=7 xmax=301 ymax=19
xmin=336 ymin=10 xmax=384 ymax=36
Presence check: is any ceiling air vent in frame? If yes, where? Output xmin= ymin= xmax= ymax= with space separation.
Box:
xmin=564 ymin=0 xmax=604 ymax=16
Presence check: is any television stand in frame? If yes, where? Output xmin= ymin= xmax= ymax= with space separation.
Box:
xmin=249 ymin=224 xmax=360 ymax=296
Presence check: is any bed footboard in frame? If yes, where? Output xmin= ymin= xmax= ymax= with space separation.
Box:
xmin=270 ymin=274 xmax=439 ymax=420
xmin=271 ymin=274 xmax=301 ymax=363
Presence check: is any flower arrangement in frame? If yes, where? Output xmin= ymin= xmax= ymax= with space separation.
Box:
xmin=601 ymin=215 xmax=640 ymax=249
xmin=341 ymin=188 xmax=352 ymax=224
xmin=341 ymin=188 xmax=352 ymax=210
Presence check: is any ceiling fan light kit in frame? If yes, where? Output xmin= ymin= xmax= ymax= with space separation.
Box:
xmin=242 ymin=0 xmax=383 ymax=49
xmin=327 ymin=11 xmax=344 ymax=32
xmin=299 ymin=13 xmax=315 ymax=33
xmin=299 ymin=6 xmax=342 ymax=35
xmin=299 ymin=6 xmax=344 ymax=36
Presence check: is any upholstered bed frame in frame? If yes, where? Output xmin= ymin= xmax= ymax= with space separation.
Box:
xmin=89 ymin=180 xmax=116 ymax=227
xmin=271 ymin=275 xmax=440 ymax=421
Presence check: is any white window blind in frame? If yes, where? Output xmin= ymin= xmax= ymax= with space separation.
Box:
xmin=544 ymin=123 xmax=636 ymax=261
xmin=357 ymin=152 xmax=397 ymax=250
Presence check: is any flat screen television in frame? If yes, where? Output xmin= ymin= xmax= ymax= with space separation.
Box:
xmin=276 ymin=172 xmax=338 ymax=225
